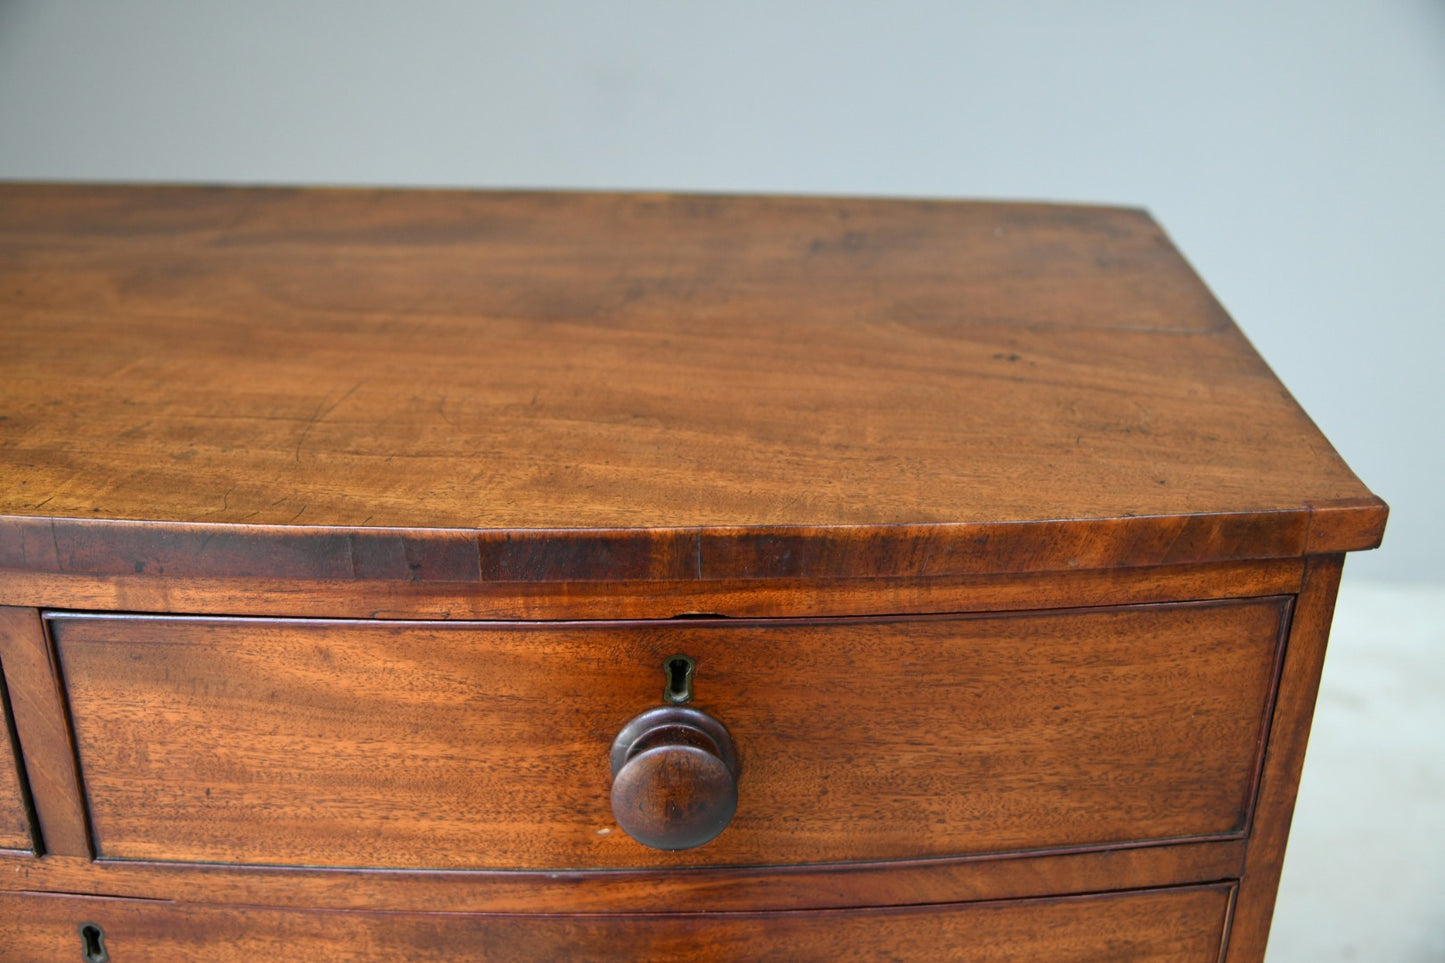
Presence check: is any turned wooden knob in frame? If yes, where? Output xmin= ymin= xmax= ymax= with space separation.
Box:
xmin=609 ymin=706 xmax=739 ymax=851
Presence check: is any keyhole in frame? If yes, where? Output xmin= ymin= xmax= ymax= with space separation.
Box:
xmin=664 ymin=655 xmax=695 ymax=704
xmin=79 ymin=923 xmax=108 ymax=962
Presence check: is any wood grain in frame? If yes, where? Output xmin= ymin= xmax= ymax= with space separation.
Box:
xmin=1225 ymin=555 xmax=1344 ymax=962
xmin=0 ymin=840 xmax=1248 ymax=914
xmin=0 ymin=513 xmax=1345 ymax=585
xmin=51 ymin=599 xmax=1285 ymax=871
xmin=0 ymin=607 xmax=89 ymax=857
xmin=0 ymin=185 xmax=1387 ymax=954
xmin=0 ymin=557 xmax=1307 ymax=621
xmin=0 ymin=184 xmax=1385 ymax=583
xmin=0 ymin=645 xmax=35 ymax=853
xmin=0 ymin=883 xmax=1233 ymax=962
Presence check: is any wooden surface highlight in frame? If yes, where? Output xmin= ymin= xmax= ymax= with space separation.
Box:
xmin=0 ymin=607 xmax=90 ymax=857
xmin=52 ymin=600 xmax=1284 ymax=871
xmin=0 ymin=882 xmax=1234 ymax=962
xmin=0 ymin=184 xmax=1385 ymax=583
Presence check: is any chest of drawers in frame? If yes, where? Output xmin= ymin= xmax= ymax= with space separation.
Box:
xmin=0 ymin=185 xmax=1385 ymax=960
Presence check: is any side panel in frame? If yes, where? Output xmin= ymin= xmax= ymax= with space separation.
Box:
xmin=1225 ymin=555 xmax=1346 ymax=961
xmin=0 ymin=606 xmax=88 ymax=856
xmin=0 ymin=651 xmax=35 ymax=853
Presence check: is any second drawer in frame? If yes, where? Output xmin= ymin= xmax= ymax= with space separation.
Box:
xmin=0 ymin=882 xmax=1234 ymax=962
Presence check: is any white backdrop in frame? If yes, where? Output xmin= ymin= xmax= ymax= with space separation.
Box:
xmin=0 ymin=0 xmax=1440 ymax=581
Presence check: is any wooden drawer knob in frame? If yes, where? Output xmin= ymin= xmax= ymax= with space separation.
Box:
xmin=609 ymin=706 xmax=739 ymax=851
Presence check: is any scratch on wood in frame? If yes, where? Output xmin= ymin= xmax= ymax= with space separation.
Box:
xmin=294 ymin=381 xmax=363 ymax=463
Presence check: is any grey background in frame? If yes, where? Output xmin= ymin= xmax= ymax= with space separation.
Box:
xmin=1 ymin=1 xmax=1440 ymax=583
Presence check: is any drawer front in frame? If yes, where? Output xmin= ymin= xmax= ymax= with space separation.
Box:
xmin=49 ymin=599 xmax=1286 ymax=870
xmin=0 ymin=668 xmax=33 ymax=853
xmin=0 ymin=884 xmax=1233 ymax=962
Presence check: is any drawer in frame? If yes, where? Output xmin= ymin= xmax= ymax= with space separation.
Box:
xmin=0 ymin=668 xmax=34 ymax=853
xmin=48 ymin=598 xmax=1287 ymax=870
xmin=0 ymin=883 xmax=1233 ymax=962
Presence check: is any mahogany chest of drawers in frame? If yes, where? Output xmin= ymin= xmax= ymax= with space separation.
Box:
xmin=0 ymin=185 xmax=1385 ymax=960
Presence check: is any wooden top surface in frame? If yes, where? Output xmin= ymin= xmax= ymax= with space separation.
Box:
xmin=0 ymin=184 xmax=1384 ymax=583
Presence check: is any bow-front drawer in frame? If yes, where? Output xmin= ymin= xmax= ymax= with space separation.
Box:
xmin=0 ymin=883 xmax=1234 ymax=962
xmin=47 ymin=597 xmax=1287 ymax=871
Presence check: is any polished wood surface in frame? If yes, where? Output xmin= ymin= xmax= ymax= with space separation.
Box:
xmin=609 ymin=706 xmax=740 ymax=851
xmin=0 ymin=840 xmax=1248 ymax=915
xmin=0 ymin=556 xmax=1307 ymax=621
xmin=0 ymin=883 xmax=1233 ymax=962
xmin=1225 ymin=555 xmax=1344 ymax=961
xmin=0 ymin=606 xmax=89 ymax=857
xmin=0 ymin=650 xmax=34 ymax=853
xmin=0 ymin=184 xmax=1384 ymax=583
xmin=0 ymin=185 xmax=1388 ymax=959
xmin=52 ymin=599 xmax=1283 ymax=871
